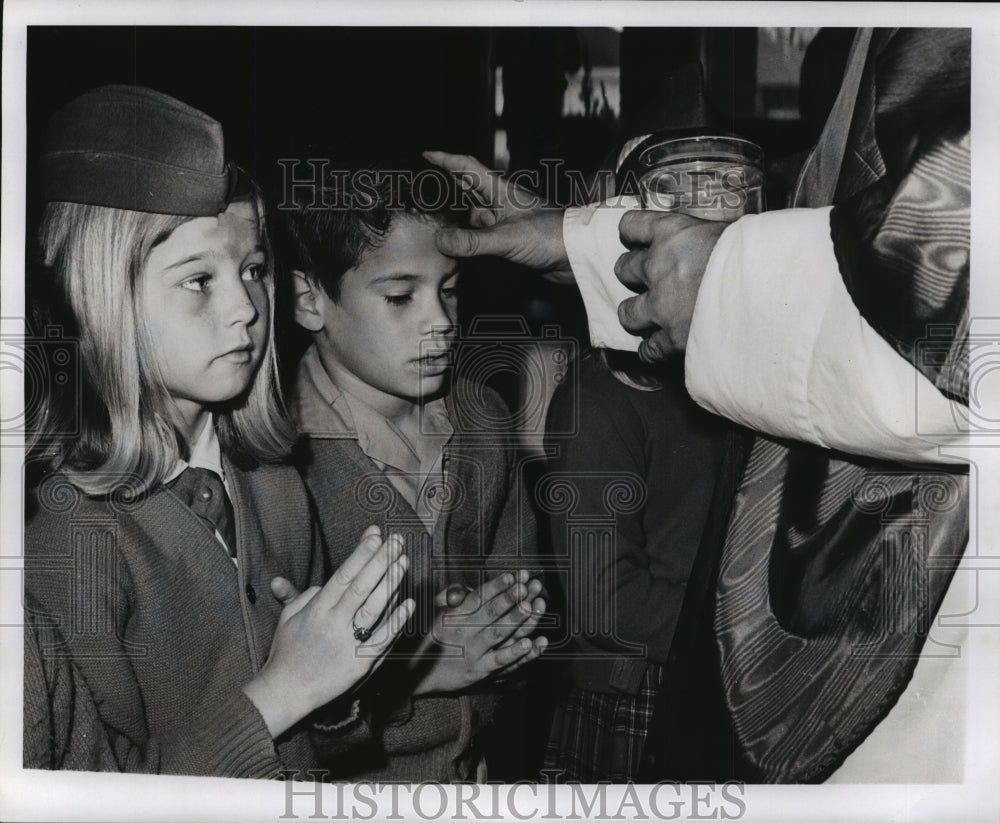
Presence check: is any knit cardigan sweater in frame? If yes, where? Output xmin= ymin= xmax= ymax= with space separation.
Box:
xmin=24 ymin=593 xmax=131 ymax=771
xmin=293 ymin=364 xmax=538 ymax=782
xmin=24 ymin=459 xmax=324 ymax=778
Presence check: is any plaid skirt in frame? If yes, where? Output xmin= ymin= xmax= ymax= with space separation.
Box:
xmin=543 ymin=663 xmax=663 ymax=782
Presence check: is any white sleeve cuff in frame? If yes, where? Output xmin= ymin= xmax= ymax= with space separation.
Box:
xmin=564 ymin=196 xmax=642 ymax=352
xmin=685 ymin=207 xmax=966 ymax=465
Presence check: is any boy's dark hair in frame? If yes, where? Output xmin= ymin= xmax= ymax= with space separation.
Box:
xmin=273 ymin=157 xmax=467 ymax=301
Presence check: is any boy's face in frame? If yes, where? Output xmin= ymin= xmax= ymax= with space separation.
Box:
xmin=312 ymin=215 xmax=459 ymax=406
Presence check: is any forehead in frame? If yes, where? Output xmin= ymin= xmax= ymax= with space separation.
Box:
xmin=350 ymin=215 xmax=456 ymax=283
xmin=147 ymin=199 xmax=261 ymax=265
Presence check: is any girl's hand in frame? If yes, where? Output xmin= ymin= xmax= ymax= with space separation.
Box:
xmin=243 ymin=526 xmax=414 ymax=738
xmin=412 ymin=570 xmax=547 ymax=696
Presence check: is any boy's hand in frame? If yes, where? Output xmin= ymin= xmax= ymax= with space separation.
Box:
xmin=412 ymin=570 xmax=547 ymax=696
xmin=243 ymin=526 xmax=414 ymax=738
xmin=423 ymin=151 xmax=573 ymax=284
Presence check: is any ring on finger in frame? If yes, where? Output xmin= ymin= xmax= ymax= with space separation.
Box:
xmin=352 ymin=619 xmax=373 ymax=642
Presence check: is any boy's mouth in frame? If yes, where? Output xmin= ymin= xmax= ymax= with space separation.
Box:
xmin=415 ymin=350 xmax=453 ymax=373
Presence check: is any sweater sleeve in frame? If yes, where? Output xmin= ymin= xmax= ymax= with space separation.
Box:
xmin=24 ymin=605 xmax=134 ymax=772
xmin=25 ymin=518 xmax=285 ymax=778
xmin=157 ymin=690 xmax=285 ymax=777
xmin=451 ymin=383 xmax=541 ymax=577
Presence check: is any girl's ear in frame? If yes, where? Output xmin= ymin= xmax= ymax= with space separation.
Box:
xmin=292 ymin=270 xmax=326 ymax=333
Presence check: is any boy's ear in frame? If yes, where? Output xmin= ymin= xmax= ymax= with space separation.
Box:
xmin=292 ymin=270 xmax=326 ymax=333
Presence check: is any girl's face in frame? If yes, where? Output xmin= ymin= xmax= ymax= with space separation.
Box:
xmin=140 ymin=199 xmax=269 ymax=438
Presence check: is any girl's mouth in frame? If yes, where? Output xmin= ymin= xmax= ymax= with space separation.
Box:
xmin=220 ymin=344 xmax=254 ymax=363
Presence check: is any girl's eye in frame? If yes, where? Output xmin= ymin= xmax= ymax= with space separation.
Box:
xmin=242 ymin=262 xmax=266 ymax=282
xmin=181 ymin=274 xmax=212 ymax=293
xmin=385 ymin=294 xmax=413 ymax=307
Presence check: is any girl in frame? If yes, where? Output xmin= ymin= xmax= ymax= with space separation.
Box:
xmin=24 ymin=85 xmax=412 ymax=778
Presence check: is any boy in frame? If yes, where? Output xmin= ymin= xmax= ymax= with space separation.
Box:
xmin=277 ymin=163 xmax=545 ymax=782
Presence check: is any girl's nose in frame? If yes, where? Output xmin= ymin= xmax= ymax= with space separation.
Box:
xmin=227 ymin=278 xmax=261 ymax=326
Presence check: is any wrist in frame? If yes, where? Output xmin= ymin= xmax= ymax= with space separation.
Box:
xmin=243 ymin=671 xmax=293 ymax=739
xmin=543 ymin=207 xmax=573 ymax=283
xmin=243 ymin=664 xmax=318 ymax=739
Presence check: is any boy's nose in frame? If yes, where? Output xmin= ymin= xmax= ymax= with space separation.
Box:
xmin=427 ymin=320 xmax=458 ymax=343
xmin=425 ymin=299 xmax=458 ymax=336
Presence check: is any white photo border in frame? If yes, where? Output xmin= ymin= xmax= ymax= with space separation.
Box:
xmin=2 ymin=2 xmax=998 ymax=822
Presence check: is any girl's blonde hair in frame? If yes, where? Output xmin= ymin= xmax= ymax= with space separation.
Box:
xmin=35 ymin=194 xmax=294 ymax=496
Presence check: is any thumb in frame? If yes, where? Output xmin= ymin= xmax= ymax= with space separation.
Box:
xmin=435 ymin=583 xmax=470 ymax=609
xmin=270 ymin=576 xmax=302 ymax=606
xmin=434 ymin=223 xmax=519 ymax=261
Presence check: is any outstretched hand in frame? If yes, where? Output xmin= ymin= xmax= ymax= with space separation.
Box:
xmin=614 ymin=210 xmax=728 ymax=363
xmin=244 ymin=525 xmax=414 ymax=738
xmin=423 ymin=151 xmax=574 ymax=284
xmin=413 ymin=570 xmax=548 ymax=695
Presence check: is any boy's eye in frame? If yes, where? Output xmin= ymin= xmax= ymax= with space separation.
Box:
xmin=384 ymin=294 xmax=413 ymax=307
xmin=181 ymin=274 xmax=212 ymax=293
xmin=242 ymin=262 xmax=266 ymax=282
xmin=441 ymin=274 xmax=460 ymax=301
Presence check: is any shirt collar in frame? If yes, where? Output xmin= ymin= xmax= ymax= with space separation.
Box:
xmin=293 ymin=345 xmax=359 ymax=438
xmin=292 ymin=344 xmax=453 ymax=474
xmin=164 ymin=413 xmax=225 ymax=484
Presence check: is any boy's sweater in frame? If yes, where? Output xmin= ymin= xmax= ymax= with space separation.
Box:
xmin=293 ymin=345 xmax=538 ymax=782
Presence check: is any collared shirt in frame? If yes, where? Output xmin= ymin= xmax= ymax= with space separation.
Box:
xmin=165 ymin=413 xmax=227 ymax=484
xmin=295 ymin=345 xmax=454 ymax=533
xmin=164 ymin=414 xmax=235 ymax=561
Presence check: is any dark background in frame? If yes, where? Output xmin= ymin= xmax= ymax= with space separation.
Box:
xmin=26 ymin=26 xmax=818 ymax=191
